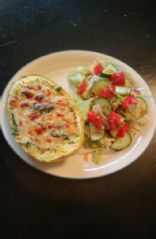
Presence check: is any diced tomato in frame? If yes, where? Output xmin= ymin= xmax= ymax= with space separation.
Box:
xmin=78 ymin=82 xmax=87 ymax=95
xmin=121 ymin=95 xmax=137 ymax=110
xmin=99 ymin=86 xmax=115 ymax=98
xmin=35 ymin=126 xmax=46 ymax=135
xmin=109 ymin=111 xmax=122 ymax=130
xmin=109 ymin=120 xmax=116 ymax=131
xmin=110 ymin=111 xmax=122 ymax=123
xmin=21 ymin=102 xmax=29 ymax=107
xmin=93 ymin=64 xmax=104 ymax=75
xmin=34 ymin=95 xmax=44 ymax=102
xmin=22 ymin=90 xmax=34 ymax=99
xmin=29 ymin=111 xmax=40 ymax=121
xmin=110 ymin=71 xmax=125 ymax=86
xmin=35 ymin=128 xmax=42 ymax=135
xmin=87 ymin=111 xmax=106 ymax=129
xmin=10 ymin=99 xmax=18 ymax=107
xmin=117 ymin=123 xmax=130 ymax=137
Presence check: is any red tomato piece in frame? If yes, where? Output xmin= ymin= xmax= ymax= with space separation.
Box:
xmin=35 ymin=126 xmax=46 ymax=135
xmin=22 ymin=90 xmax=34 ymax=99
xmin=87 ymin=111 xmax=106 ymax=129
xmin=21 ymin=102 xmax=29 ymax=107
xmin=110 ymin=111 xmax=122 ymax=123
xmin=99 ymin=86 xmax=115 ymax=98
xmin=78 ymin=82 xmax=87 ymax=95
xmin=117 ymin=123 xmax=130 ymax=137
xmin=121 ymin=95 xmax=137 ymax=110
xmin=29 ymin=111 xmax=40 ymax=121
xmin=93 ymin=64 xmax=104 ymax=75
xmin=109 ymin=120 xmax=116 ymax=131
xmin=109 ymin=111 xmax=122 ymax=130
xmin=110 ymin=71 xmax=125 ymax=86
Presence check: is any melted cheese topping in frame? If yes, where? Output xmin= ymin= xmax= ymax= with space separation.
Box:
xmin=10 ymin=82 xmax=78 ymax=151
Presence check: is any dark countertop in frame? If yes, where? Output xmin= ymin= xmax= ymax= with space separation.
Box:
xmin=0 ymin=1 xmax=156 ymax=238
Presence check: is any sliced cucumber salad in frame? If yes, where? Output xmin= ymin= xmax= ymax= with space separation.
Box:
xmin=68 ymin=61 xmax=148 ymax=164
xmin=111 ymin=133 xmax=132 ymax=150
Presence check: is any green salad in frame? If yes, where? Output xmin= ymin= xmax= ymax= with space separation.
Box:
xmin=68 ymin=61 xmax=148 ymax=164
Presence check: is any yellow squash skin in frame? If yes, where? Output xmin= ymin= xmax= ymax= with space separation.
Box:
xmin=7 ymin=75 xmax=84 ymax=162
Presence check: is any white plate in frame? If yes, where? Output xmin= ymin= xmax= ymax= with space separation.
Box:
xmin=0 ymin=50 xmax=156 ymax=179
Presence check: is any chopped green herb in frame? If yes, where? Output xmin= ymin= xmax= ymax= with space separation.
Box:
xmin=32 ymin=102 xmax=39 ymax=110
xmin=51 ymin=127 xmax=65 ymax=137
xmin=26 ymin=141 xmax=32 ymax=147
xmin=64 ymin=135 xmax=70 ymax=140
xmin=51 ymin=132 xmax=62 ymax=137
xmin=12 ymin=132 xmax=19 ymax=136
xmin=37 ymin=95 xmax=44 ymax=100
xmin=55 ymin=86 xmax=62 ymax=93
xmin=32 ymin=102 xmax=55 ymax=113
xmin=69 ymin=141 xmax=74 ymax=144
xmin=12 ymin=113 xmax=17 ymax=127
xmin=12 ymin=113 xmax=18 ymax=135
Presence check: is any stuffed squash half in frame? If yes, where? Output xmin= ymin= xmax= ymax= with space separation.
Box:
xmin=7 ymin=75 xmax=84 ymax=162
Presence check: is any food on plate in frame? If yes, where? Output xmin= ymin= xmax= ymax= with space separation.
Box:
xmin=68 ymin=61 xmax=148 ymax=163
xmin=7 ymin=75 xmax=84 ymax=162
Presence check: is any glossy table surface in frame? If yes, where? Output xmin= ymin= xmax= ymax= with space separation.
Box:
xmin=0 ymin=1 xmax=156 ymax=238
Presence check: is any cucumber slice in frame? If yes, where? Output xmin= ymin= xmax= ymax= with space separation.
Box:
xmin=103 ymin=63 xmax=117 ymax=76
xmin=124 ymin=112 xmax=136 ymax=121
xmin=115 ymin=86 xmax=131 ymax=95
xmin=111 ymin=133 xmax=132 ymax=150
xmin=82 ymin=75 xmax=100 ymax=99
xmin=92 ymin=98 xmax=111 ymax=116
xmin=68 ymin=66 xmax=88 ymax=87
xmin=82 ymin=89 xmax=90 ymax=99
xmin=135 ymin=97 xmax=148 ymax=119
xmin=90 ymin=123 xmax=104 ymax=141
xmin=72 ymin=94 xmax=92 ymax=120
xmin=90 ymin=80 xmax=111 ymax=96
xmin=126 ymin=96 xmax=148 ymax=120
xmin=109 ymin=128 xmax=118 ymax=137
